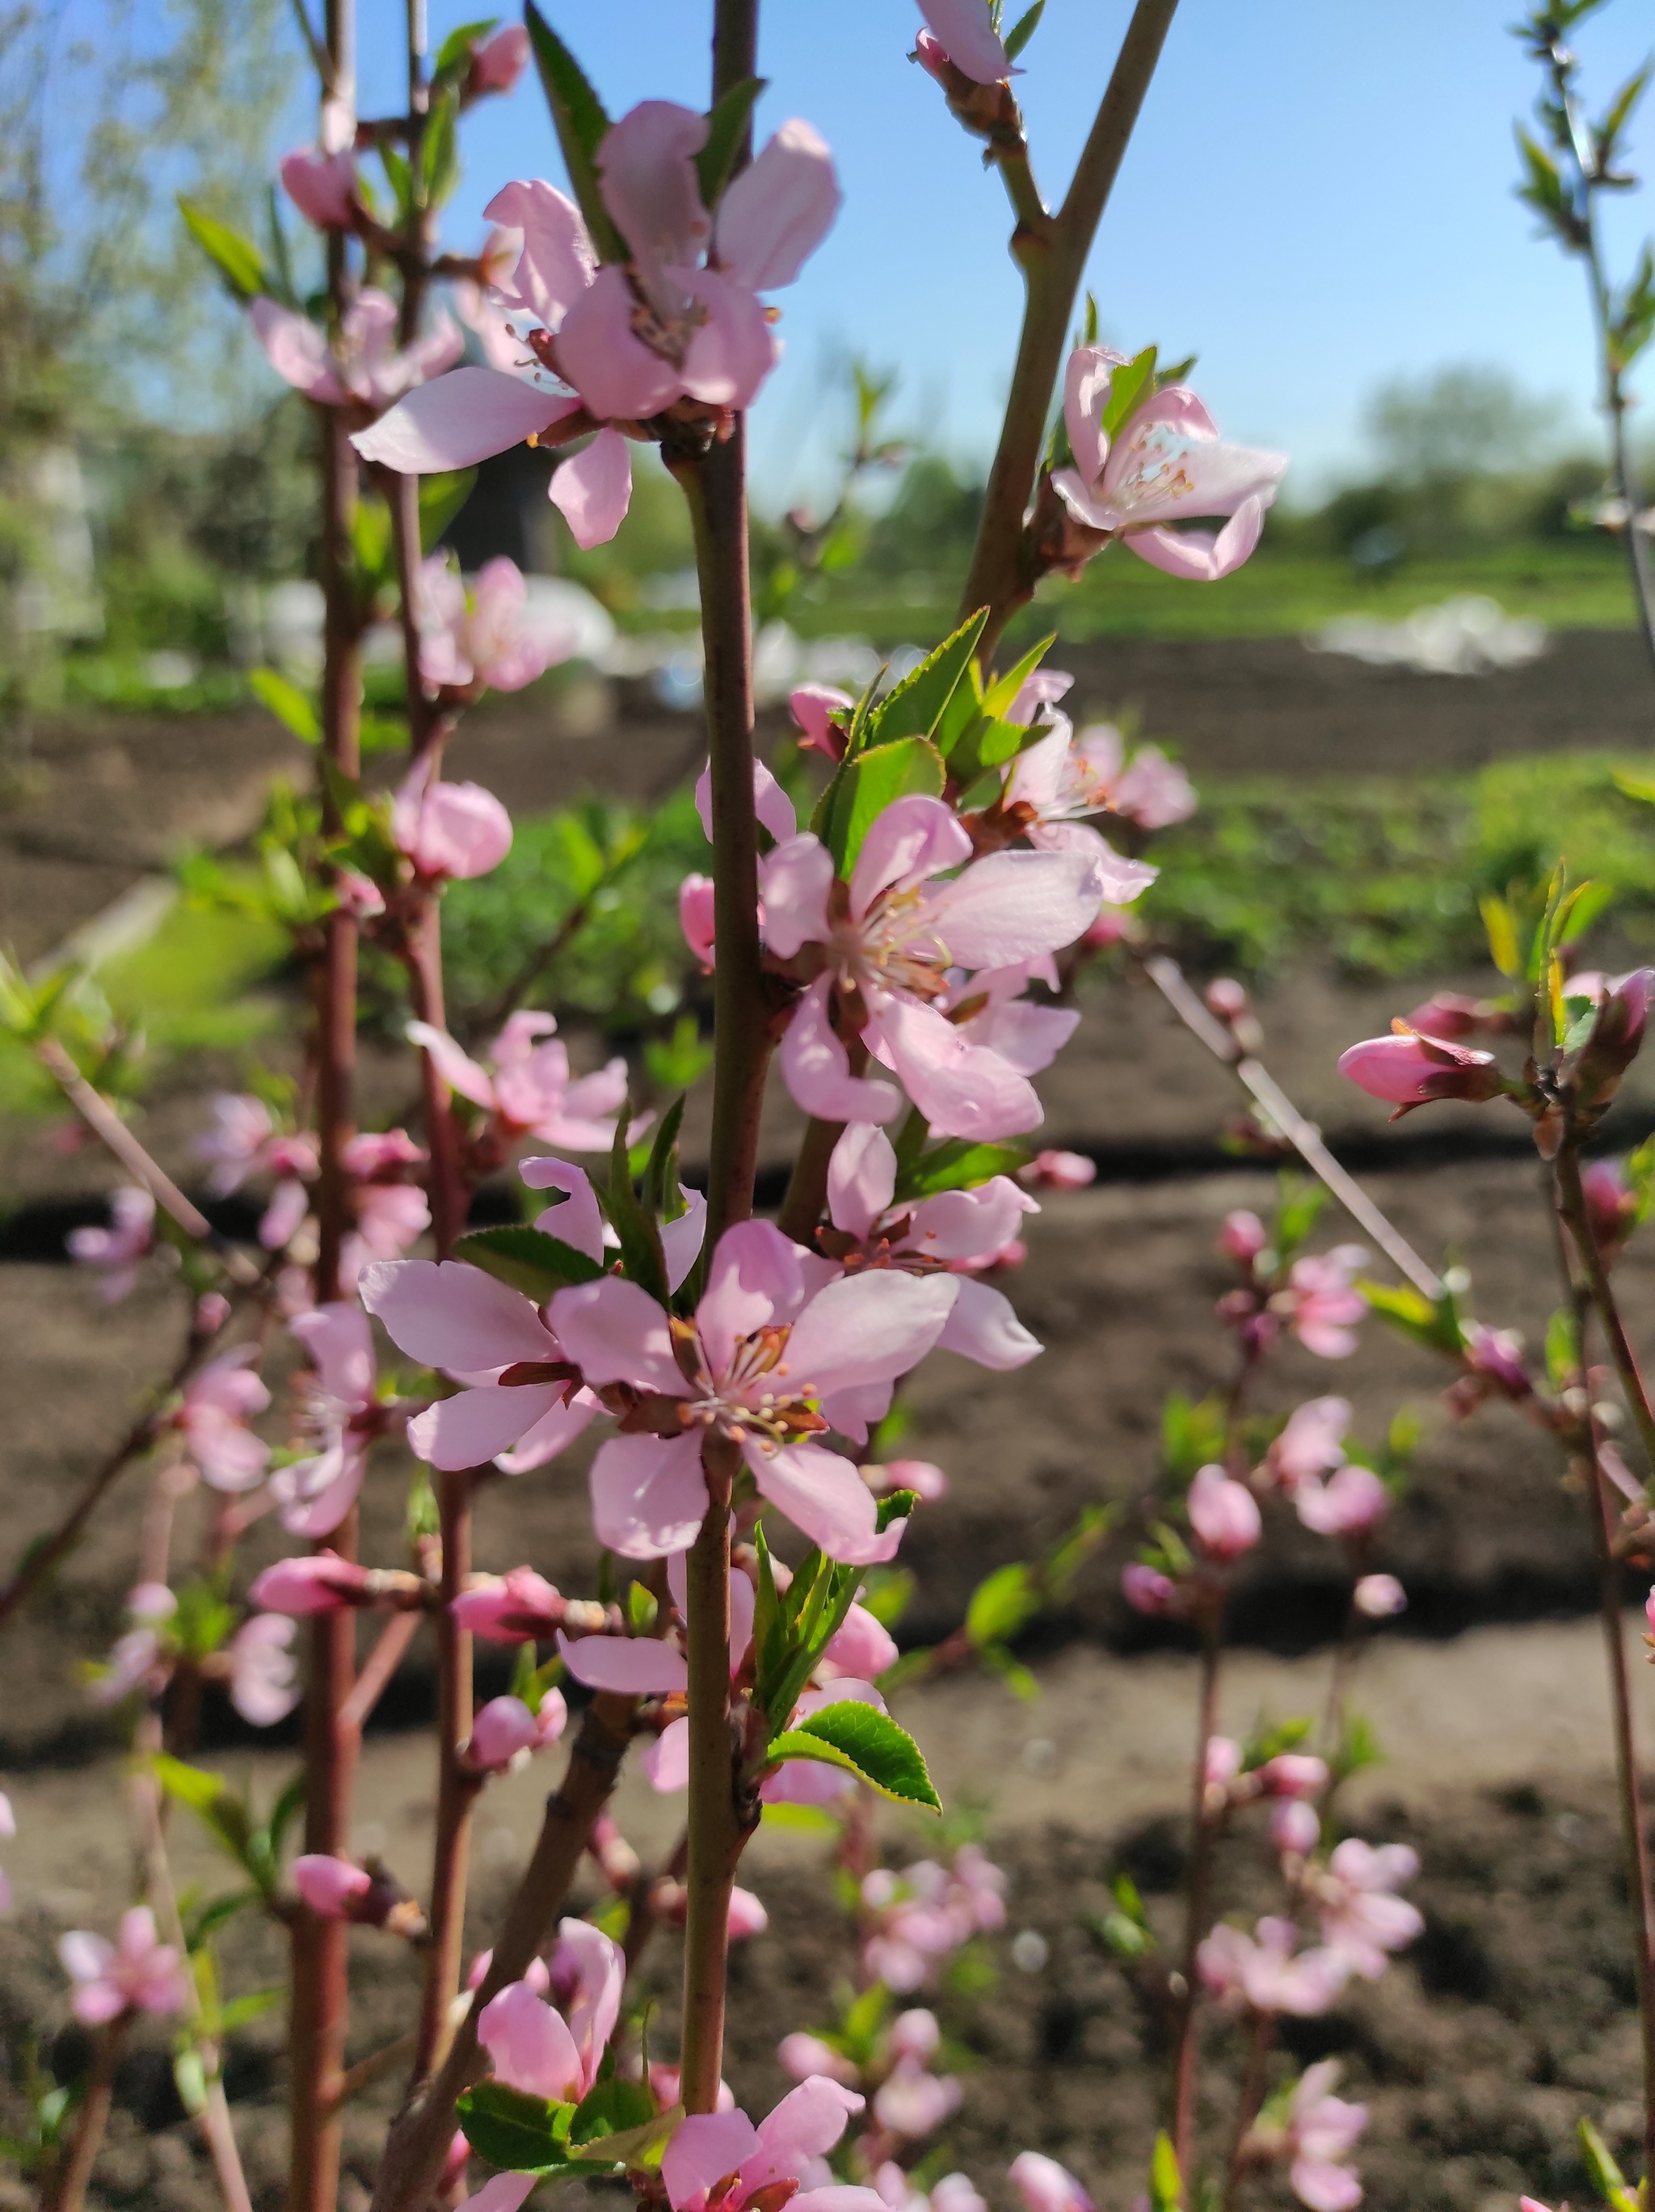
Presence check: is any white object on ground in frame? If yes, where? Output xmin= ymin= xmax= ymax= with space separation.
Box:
xmin=1308 ymin=593 xmax=1548 ymax=677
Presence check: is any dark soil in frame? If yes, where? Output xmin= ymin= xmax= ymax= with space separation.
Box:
xmin=0 ymin=1779 xmax=1644 ymax=2212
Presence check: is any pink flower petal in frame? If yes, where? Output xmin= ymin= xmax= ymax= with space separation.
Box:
xmin=781 ymin=976 xmax=903 ymax=1125
xmin=695 ymin=758 xmax=798 ymax=845
xmin=596 ymin=101 xmax=710 ymax=290
xmin=251 ymin=299 xmax=339 ymax=402
xmin=352 ymin=366 xmax=575 ymax=471
xmin=679 ymin=266 xmax=777 ymax=408
xmin=550 ymin=1276 xmax=684 ymax=1396
xmin=927 ymin=848 xmax=1102 ymax=968
xmin=698 ymin=1220 xmax=808 ymax=1380
xmin=458 ymin=2176 xmax=537 ymax=2212
xmin=289 ymin=1302 xmax=374 ymax=1406
xmin=827 ymin=1122 xmax=898 ymax=1240
xmin=664 ymin=2113 xmax=764 ymax=2210
xmin=918 ymin=0 xmax=1013 ymax=82
xmin=715 ymin=120 xmax=841 ymax=290
xmin=478 ymin=1979 xmax=583 ymax=2101
xmin=934 ymin=1276 xmax=1041 ymax=1370
xmin=1126 ymin=497 xmax=1269 ymax=582
xmin=746 ymin=2077 xmax=865 ymax=2183
xmin=518 ymin=1156 xmax=606 ymax=1264
xmin=870 ymin=996 xmax=1042 ymax=1142
xmin=550 ymin=427 xmax=634 ymax=550
xmin=784 ymin=1268 xmax=958 ymax=1397
xmin=760 ymin=835 xmax=836 ymax=958
xmin=555 ymin=265 xmax=684 ymax=420
xmin=589 ymin=1431 xmax=709 ymax=1558
xmin=482 ymin=179 xmax=596 ymax=326
xmin=409 ymin=1383 xmax=564 ymax=1472
xmin=643 ymin=1713 xmax=691 ymax=1792
xmin=556 ymin=1630 xmax=689 ymax=1695
xmin=743 ymin=1436 xmax=895 ymax=1564
xmin=360 ymin=1258 xmax=555 ymax=1371
xmin=402 ymin=1021 xmax=497 ymax=1110
xmin=849 ymin=795 xmax=970 ymax=921
xmin=1062 ymin=344 xmax=1127 ymax=495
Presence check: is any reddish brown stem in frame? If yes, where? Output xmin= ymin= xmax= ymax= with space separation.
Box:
xmin=40 ymin=2017 xmax=128 ymax=2212
xmin=1169 ymin=1621 xmax=1221 ymax=2187
xmin=366 ymin=1696 xmax=636 ymax=2212
xmin=338 ymin=1610 xmax=421 ymax=1735
xmin=411 ymin=1461 xmax=475 ymax=2085
xmin=680 ymin=1443 xmax=742 ymax=2113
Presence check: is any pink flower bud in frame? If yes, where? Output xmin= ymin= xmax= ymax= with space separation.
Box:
xmin=1404 ymin=991 xmax=1487 ymax=1041
xmin=873 ymin=1458 xmax=950 ymax=1502
xmin=1025 ymin=1149 xmax=1096 ymax=1191
xmin=1336 ymin=1030 xmax=1502 ymax=1111
xmin=1354 ymin=1573 xmax=1406 ymax=1619
xmin=1122 ymin=1563 xmax=1180 ymax=1616
xmin=1080 ymin=909 xmax=1127 ymax=950
xmin=1220 ymin=1210 xmax=1268 ymax=1265
xmin=726 ymin=1885 xmax=768 ymax=1940
xmin=891 ymin=2006 xmax=941 ymax=2062
xmin=280 ymin=146 xmax=357 ymax=230
xmin=1204 ymin=1736 xmax=1243 ymax=1791
xmin=335 ymin=868 xmax=385 ymax=920
xmin=1294 ymin=1463 xmax=1390 ymax=1539
xmin=1583 ymin=1158 xmax=1639 ymax=1261
xmin=392 ymin=760 xmax=512 ymax=882
xmin=1258 ymin=1754 xmax=1327 ymax=1800
xmin=469 ymin=23 xmax=529 ymax=92
xmin=1187 ymin=1465 xmax=1261 ymax=1563
xmin=1270 ymin=1799 xmax=1320 ymax=1856
xmin=790 ymin=683 xmax=853 ymax=761
xmin=293 ymin=1854 xmax=373 ymax=1919
xmin=680 ymin=874 xmax=717 ymax=971
xmin=467 ymin=1696 xmax=541 ymax=1772
xmin=128 ymin=1582 xmax=177 ymax=1623
xmin=195 ymin=1292 xmax=231 ymax=1335
xmin=249 ymin=1551 xmax=368 ymax=1615
xmin=1009 ymin=2152 xmax=1096 ymax=2212
xmin=1204 ymin=979 xmax=1249 ymax=1022
xmin=451 ymin=1567 xmax=564 ymax=1643
xmin=777 ymin=2033 xmax=857 ymax=2086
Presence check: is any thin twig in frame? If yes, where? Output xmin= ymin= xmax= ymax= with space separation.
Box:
xmin=1169 ymin=1623 xmax=1221 ymax=2182
xmin=338 ymin=1611 xmax=421 ymax=1734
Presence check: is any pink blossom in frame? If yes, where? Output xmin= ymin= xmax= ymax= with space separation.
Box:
xmin=763 ymin=797 xmax=1105 ymax=1139
xmin=1009 ymin=2153 xmax=1095 ymax=2212
xmin=1025 ymin=1149 xmax=1095 ymax=1191
xmin=270 ymin=1303 xmax=380 ymax=1537
xmin=478 ymin=1919 xmax=624 ymax=2104
xmin=890 ymin=2008 xmax=941 ymax=2062
xmin=415 ymin=554 xmax=576 ymax=694
xmin=779 ymin=2033 xmax=857 ymax=2087
xmin=179 ymin=1347 xmax=271 ymax=1492
xmin=360 ymin=1252 xmax=600 ymax=1475
xmin=60 ymin=1907 xmax=190 ymax=2025
xmin=293 ymin=1854 xmax=373 ymax=1919
xmin=88 ymin=1625 xmax=167 ymax=1708
xmin=860 ymin=1847 xmax=1005 ymax=1987
xmin=1053 ymin=347 xmax=1287 ymax=580
xmin=1205 ymin=1736 xmax=1243 ymax=1793
xmin=1336 ymin=1031 xmax=1503 ymax=1111
xmin=680 ymin=874 xmax=717 ymax=969
xmin=874 ymin=2057 xmax=961 ymax=2138
xmin=818 ymin=1600 xmax=899 ymax=1683
xmin=662 ymin=2079 xmax=875 ymax=2212
xmin=1270 ymin=1397 xmax=1351 ymax=1490
xmin=916 ymin=0 xmax=1013 ymax=83
xmin=1258 ymin=1754 xmax=1329 ymax=1800
xmin=999 ymin=721 xmax=1158 ymax=904
xmin=467 ymin=1692 xmax=565 ymax=1772
xmin=196 ymin=1094 xmax=278 ymax=1195
xmin=259 ymin=1177 xmax=311 ymax=1253
xmin=1281 ymin=1248 xmax=1368 ymax=1359
xmin=1205 ymin=977 xmax=1251 ymax=1022
xmin=1312 ymin=1839 xmax=1422 ymax=1977
xmin=67 ymin=1186 xmax=155 ymax=1301
xmin=826 ymin=1123 xmax=1042 ymax=1371
xmin=354 ymin=114 xmax=840 ymax=549
xmin=469 ymin=23 xmax=529 ymax=93
xmin=451 ymin=1567 xmax=565 ymax=1643
xmin=352 ymin=1182 xmax=431 ymax=1264
xmin=254 ymin=286 xmax=461 ymax=410
xmin=1295 ymin=1463 xmax=1389 ymax=1539
xmin=727 ymin=1885 xmax=769 ymax=1940
xmin=1122 ymin=1562 xmax=1181 ymax=1616
xmin=1187 ymin=1464 xmax=1261 ymax=1561
xmin=1271 ymin=1800 xmax=1321 ymax=1856
xmin=402 ymin=1020 xmax=626 ymax=1153
xmin=228 ymin=1615 xmax=300 ymax=1725
xmin=1582 ymin=1157 xmax=1640 ymax=1261
xmin=1354 ymin=1573 xmax=1406 ymax=1619
xmin=393 ymin=755 xmax=513 ymax=881
xmin=792 ymin=683 xmax=854 ymax=761
xmin=335 ymin=866 xmax=385 ymax=919
xmin=1285 ymin=2062 xmax=1368 ymax=2212
xmin=1220 ymin=1209 xmax=1268 ymax=1265
xmin=693 ymin=755 xmax=801 ymax=846
xmin=280 ymin=146 xmax=357 ymax=230
xmin=550 ymin=1216 xmax=958 ymax=1562
xmin=248 ymin=1549 xmax=370 ymax=1615
xmin=1198 ymin=1916 xmax=1350 ymax=2016
xmin=870 ymin=1457 xmax=949 ymax=1502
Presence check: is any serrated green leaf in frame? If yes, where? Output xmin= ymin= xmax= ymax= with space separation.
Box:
xmin=524 ymin=6 xmax=627 ymax=263
xmin=965 ymin=1561 xmax=1040 ymax=1648
xmin=453 ymin=1224 xmax=604 ymax=1300
xmin=874 ymin=1489 xmax=920 ymax=1532
xmin=695 ymin=78 xmax=765 ymax=209
xmin=863 ymin=609 xmax=989 ymax=749
xmin=768 ymin=1701 xmax=941 ymax=1810
xmin=824 ymin=736 xmax=945 ymax=876
xmin=977 ymin=633 xmax=1058 ymax=724
xmin=1003 ymin=0 xmax=1044 ymax=61
xmin=249 ymin=668 xmax=320 ymax=746
xmin=1100 ymin=348 xmax=1157 ymax=442
xmin=569 ymin=2077 xmax=661 ymax=2147
xmin=178 ymin=200 xmax=270 ymax=301
xmin=893 ymin=1139 xmax=1030 ymax=1203
xmin=457 ymin=2083 xmax=579 ymax=2175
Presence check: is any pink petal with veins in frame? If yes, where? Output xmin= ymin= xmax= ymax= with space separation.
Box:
xmin=715 ymin=120 xmax=841 ymax=290
xmin=352 ymin=366 xmax=576 ymax=471
xmin=360 ymin=1258 xmax=555 ymax=1371
xmin=550 ymin=427 xmax=634 ymax=550
xmin=781 ymin=976 xmax=903 ymax=1124
xmin=589 ymin=1430 xmax=709 ymax=1558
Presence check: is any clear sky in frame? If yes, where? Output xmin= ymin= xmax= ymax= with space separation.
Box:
xmin=239 ymin=3 xmax=1655 ymax=507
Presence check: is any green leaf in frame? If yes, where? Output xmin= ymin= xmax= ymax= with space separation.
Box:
xmin=695 ymin=78 xmax=766 ymax=209
xmin=768 ymin=1701 xmax=941 ymax=1811
xmin=178 ymin=199 xmax=270 ymax=301
xmin=419 ymin=470 xmax=478 ymax=554
xmin=433 ymin=16 xmax=498 ymax=79
xmin=965 ymin=1561 xmax=1040 ymax=1648
xmin=874 ymin=1489 xmax=920 ymax=1532
xmin=420 ymin=87 xmax=461 ymax=209
xmin=524 ymin=6 xmax=627 ymax=262
xmin=249 ymin=668 xmax=320 ymax=746
xmin=1358 ymin=1278 xmax=1466 ymax=1359
xmin=1100 ymin=348 xmax=1157 ymax=442
xmin=150 ymin=1757 xmax=256 ymax=1873
xmin=1479 ymin=892 xmax=1522 ymax=976
xmin=568 ymin=2076 xmax=659 ymax=2147
xmin=456 ymin=2083 xmax=579 ymax=2176
xmin=1578 ymin=2117 xmax=1639 ymax=2212
xmin=977 ymin=633 xmax=1059 ymax=724
xmin=893 ymin=1139 xmax=1030 ymax=1203
xmin=863 ymin=609 xmax=989 ymax=749
xmin=824 ymin=737 xmax=945 ymax=876
xmin=1597 ymin=61 xmax=1652 ymax=160
xmin=453 ymin=1224 xmax=604 ymax=1300
xmin=1272 ymin=1175 xmax=1327 ymax=1261
xmin=1003 ymin=0 xmax=1044 ymax=61
xmin=1149 ymin=2130 xmax=1182 ymax=2212
xmin=601 ymin=1110 xmax=669 ymax=1305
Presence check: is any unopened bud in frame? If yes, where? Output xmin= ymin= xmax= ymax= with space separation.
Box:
xmin=1270 ymin=1799 xmax=1320 ymax=1856
xmin=1337 ymin=1029 xmax=1505 ymax=1114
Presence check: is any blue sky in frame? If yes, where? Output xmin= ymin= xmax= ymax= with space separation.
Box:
xmin=198 ymin=3 xmax=1655 ymax=505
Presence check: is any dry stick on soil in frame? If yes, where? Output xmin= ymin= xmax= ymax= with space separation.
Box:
xmin=1552 ymin=1144 xmax=1655 ymax=2180
xmin=1139 ymin=952 xmax=1446 ymax=1301
xmin=367 ymin=1693 xmax=638 ymax=2212
xmin=290 ymin=3 xmax=366 ymax=2198
xmin=956 ymin=0 xmax=1181 ymax=663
